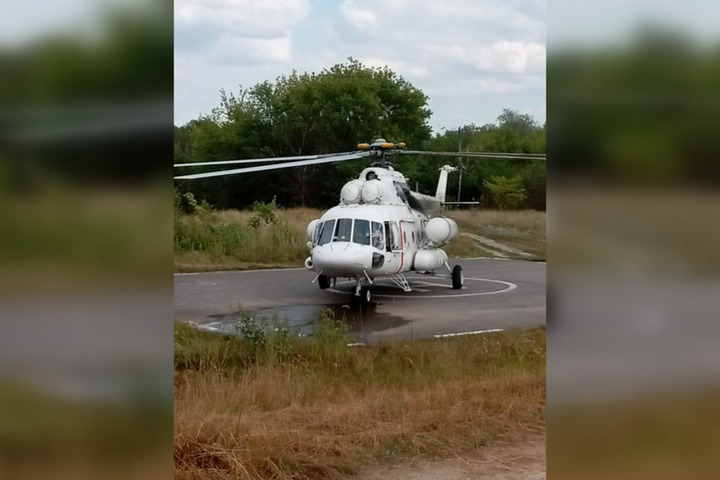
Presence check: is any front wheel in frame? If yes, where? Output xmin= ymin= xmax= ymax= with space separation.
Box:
xmin=452 ymin=265 xmax=463 ymax=290
xmin=318 ymin=274 xmax=331 ymax=289
xmin=361 ymin=287 xmax=372 ymax=305
xmin=351 ymin=287 xmax=372 ymax=306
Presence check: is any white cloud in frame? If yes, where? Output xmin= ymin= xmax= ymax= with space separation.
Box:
xmin=176 ymin=0 xmax=309 ymax=33
xmin=175 ymin=0 xmax=546 ymax=130
xmin=213 ymin=34 xmax=292 ymax=64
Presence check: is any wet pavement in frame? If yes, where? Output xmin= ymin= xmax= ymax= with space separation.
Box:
xmin=174 ymin=258 xmax=545 ymax=343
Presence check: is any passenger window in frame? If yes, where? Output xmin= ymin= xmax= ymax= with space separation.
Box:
xmin=353 ymin=219 xmax=370 ymax=245
xmin=384 ymin=221 xmax=402 ymax=251
xmin=371 ymin=222 xmax=384 ymax=250
xmin=334 ymin=218 xmax=352 ymax=242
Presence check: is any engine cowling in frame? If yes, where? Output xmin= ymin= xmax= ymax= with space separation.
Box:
xmin=361 ymin=180 xmax=383 ymax=204
xmin=340 ymin=180 xmax=363 ymax=205
xmin=426 ymin=217 xmax=458 ymax=245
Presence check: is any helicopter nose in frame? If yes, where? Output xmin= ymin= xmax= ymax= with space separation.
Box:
xmin=312 ymin=243 xmax=373 ymax=276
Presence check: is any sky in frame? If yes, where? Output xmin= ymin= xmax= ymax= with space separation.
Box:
xmin=174 ymin=0 xmax=547 ymax=133
xmin=8 ymin=0 xmax=719 ymax=134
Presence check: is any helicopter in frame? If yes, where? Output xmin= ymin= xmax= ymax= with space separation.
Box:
xmin=175 ymin=139 xmax=545 ymax=304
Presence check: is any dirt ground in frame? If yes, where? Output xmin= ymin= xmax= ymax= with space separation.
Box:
xmin=354 ymin=436 xmax=545 ymax=480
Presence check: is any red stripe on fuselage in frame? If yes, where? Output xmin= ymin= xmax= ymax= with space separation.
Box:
xmin=397 ymin=220 xmax=404 ymax=273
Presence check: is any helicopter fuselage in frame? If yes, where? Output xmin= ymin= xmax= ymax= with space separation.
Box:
xmin=307 ymin=203 xmax=429 ymax=279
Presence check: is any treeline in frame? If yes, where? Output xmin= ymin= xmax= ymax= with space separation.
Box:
xmin=549 ymin=28 xmax=720 ymax=186
xmin=174 ymin=59 xmax=546 ymax=210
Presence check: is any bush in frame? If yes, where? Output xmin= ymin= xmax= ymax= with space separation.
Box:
xmin=249 ymin=197 xmax=278 ymax=227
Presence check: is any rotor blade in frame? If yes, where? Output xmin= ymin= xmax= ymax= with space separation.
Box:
xmin=174 ymin=152 xmax=353 ymax=168
xmin=402 ymin=150 xmax=545 ymax=160
xmin=174 ymin=151 xmax=371 ymax=180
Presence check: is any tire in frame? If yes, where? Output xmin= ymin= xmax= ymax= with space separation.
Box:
xmin=361 ymin=287 xmax=372 ymax=305
xmin=452 ymin=265 xmax=463 ymax=289
xmin=318 ymin=274 xmax=331 ymax=289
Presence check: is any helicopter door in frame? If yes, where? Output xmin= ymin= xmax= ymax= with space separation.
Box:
xmin=382 ymin=221 xmax=403 ymax=272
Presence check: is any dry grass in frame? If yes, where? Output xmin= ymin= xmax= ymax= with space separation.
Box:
xmin=549 ymin=393 xmax=720 ymax=480
xmin=549 ymin=188 xmax=720 ymax=274
xmin=0 ymin=380 xmax=170 ymax=480
xmin=174 ymin=322 xmax=546 ymax=479
xmin=447 ymin=209 xmax=546 ymax=259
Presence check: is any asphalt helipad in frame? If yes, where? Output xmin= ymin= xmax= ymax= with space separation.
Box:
xmin=174 ymin=258 xmax=545 ymax=343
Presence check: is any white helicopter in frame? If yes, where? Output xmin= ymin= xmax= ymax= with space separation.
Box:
xmin=175 ymin=139 xmax=545 ymax=304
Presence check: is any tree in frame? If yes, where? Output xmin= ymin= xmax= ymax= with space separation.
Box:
xmin=483 ymin=176 xmax=527 ymax=210
xmin=176 ymin=59 xmax=433 ymax=209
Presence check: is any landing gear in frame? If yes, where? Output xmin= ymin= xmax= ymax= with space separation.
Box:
xmin=318 ymin=274 xmax=331 ymax=289
xmin=361 ymin=286 xmax=372 ymax=305
xmin=351 ymin=284 xmax=372 ymax=306
xmin=451 ymin=265 xmax=464 ymax=290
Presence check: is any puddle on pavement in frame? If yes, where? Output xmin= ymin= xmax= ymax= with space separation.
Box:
xmin=199 ymin=303 xmax=410 ymax=341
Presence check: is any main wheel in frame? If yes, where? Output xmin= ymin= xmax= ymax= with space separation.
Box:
xmin=451 ymin=265 xmax=464 ymax=289
xmin=318 ymin=274 xmax=331 ymax=289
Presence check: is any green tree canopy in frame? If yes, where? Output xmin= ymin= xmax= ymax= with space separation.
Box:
xmin=175 ymin=63 xmax=546 ymax=211
xmin=175 ymin=59 xmax=432 ymax=208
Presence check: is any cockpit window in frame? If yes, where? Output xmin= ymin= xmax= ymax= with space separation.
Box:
xmin=371 ymin=221 xmax=384 ymax=250
xmin=318 ymin=219 xmax=334 ymax=246
xmin=353 ymin=219 xmax=370 ymax=245
xmin=313 ymin=221 xmax=323 ymax=246
xmin=333 ymin=218 xmax=352 ymax=242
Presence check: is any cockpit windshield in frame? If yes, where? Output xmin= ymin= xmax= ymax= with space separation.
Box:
xmin=353 ymin=219 xmax=370 ymax=245
xmin=333 ymin=218 xmax=352 ymax=242
xmin=316 ymin=218 xmax=385 ymax=249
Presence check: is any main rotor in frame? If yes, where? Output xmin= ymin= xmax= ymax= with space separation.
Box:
xmin=357 ymin=138 xmax=406 ymax=168
xmin=174 ymin=138 xmax=545 ymax=181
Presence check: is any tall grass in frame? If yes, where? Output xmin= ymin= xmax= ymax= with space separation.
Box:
xmin=174 ymin=207 xmax=323 ymax=271
xmin=174 ymin=316 xmax=546 ymax=479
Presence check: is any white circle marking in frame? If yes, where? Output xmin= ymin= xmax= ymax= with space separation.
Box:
xmin=327 ymin=276 xmax=517 ymax=299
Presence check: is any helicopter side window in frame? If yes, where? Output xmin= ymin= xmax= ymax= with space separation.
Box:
xmin=333 ymin=218 xmax=353 ymax=242
xmin=318 ymin=219 xmax=335 ymax=246
xmin=384 ymin=221 xmax=402 ymax=251
xmin=371 ymin=221 xmax=384 ymax=250
xmin=353 ymin=219 xmax=370 ymax=245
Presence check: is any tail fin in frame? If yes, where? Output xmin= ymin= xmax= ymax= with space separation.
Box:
xmin=434 ymin=165 xmax=458 ymax=203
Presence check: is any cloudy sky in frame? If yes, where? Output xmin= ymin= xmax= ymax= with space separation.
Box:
xmin=174 ymin=0 xmax=546 ymax=133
